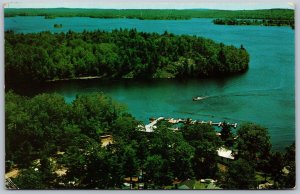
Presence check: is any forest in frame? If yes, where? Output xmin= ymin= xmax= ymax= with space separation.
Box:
xmin=5 ymin=91 xmax=295 ymax=189
xmin=5 ymin=30 xmax=249 ymax=87
xmin=5 ymin=8 xmax=294 ymax=21
xmin=213 ymin=18 xmax=294 ymax=29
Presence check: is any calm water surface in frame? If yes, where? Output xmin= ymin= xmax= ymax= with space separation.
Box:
xmin=5 ymin=17 xmax=295 ymax=150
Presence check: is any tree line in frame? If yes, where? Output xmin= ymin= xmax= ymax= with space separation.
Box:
xmin=5 ymin=8 xmax=294 ymax=21
xmin=5 ymin=30 xmax=249 ymax=87
xmin=213 ymin=18 xmax=295 ymax=29
xmin=6 ymin=91 xmax=295 ymax=189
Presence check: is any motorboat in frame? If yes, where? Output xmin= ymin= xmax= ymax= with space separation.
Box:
xmin=193 ymin=96 xmax=205 ymax=101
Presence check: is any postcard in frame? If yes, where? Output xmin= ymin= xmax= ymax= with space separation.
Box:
xmin=4 ymin=0 xmax=295 ymax=190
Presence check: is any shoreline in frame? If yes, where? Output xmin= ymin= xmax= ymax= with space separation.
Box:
xmin=44 ymin=71 xmax=248 ymax=83
xmin=46 ymin=76 xmax=104 ymax=82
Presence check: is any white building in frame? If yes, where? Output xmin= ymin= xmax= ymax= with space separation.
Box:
xmin=217 ymin=147 xmax=235 ymax=163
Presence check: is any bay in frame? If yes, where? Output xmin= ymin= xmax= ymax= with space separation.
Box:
xmin=5 ymin=16 xmax=295 ymax=150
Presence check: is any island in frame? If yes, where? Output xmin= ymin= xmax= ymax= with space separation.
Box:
xmin=5 ymin=30 xmax=249 ymax=86
xmin=53 ymin=24 xmax=62 ymax=28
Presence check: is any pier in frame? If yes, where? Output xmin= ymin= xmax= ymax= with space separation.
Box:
xmin=138 ymin=117 xmax=238 ymax=133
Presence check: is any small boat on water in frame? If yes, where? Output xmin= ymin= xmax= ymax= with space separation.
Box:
xmin=193 ymin=96 xmax=205 ymax=101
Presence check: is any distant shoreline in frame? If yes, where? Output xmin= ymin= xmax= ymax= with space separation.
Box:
xmin=4 ymin=8 xmax=294 ymax=21
xmin=46 ymin=76 xmax=104 ymax=82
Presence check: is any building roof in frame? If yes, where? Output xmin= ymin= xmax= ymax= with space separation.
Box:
xmin=100 ymin=135 xmax=113 ymax=147
xmin=217 ymin=147 xmax=235 ymax=160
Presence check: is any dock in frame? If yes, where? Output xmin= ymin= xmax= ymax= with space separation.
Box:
xmin=137 ymin=117 xmax=238 ymax=133
xmin=137 ymin=117 xmax=165 ymax=133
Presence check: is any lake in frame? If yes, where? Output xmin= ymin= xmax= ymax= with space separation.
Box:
xmin=5 ymin=16 xmax=295 ymax=150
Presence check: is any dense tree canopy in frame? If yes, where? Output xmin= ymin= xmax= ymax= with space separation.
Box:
xmin=213 ymin=18 xmax=294 ymax=29
xmin=183 ymin=123 xmax=222 ymax=179
xmin=5 ymin=92 xmax=295 ymax=189
xmin=236 ymin=123 xmax=271 ymax=170
xmin=225 ymin=159 xmax=256 ymax=189
xmin=5 ymin=30 xmax=249 ymax=87
xmin=269 ymin=143 xmax=296 ymax=189
xmin=5 ymin=91 xmax=124 ymax=167
xmin=5 ymin=92 xmax=222 ymax=189
xmin=220 ymin=122 xmax=234 ymax=147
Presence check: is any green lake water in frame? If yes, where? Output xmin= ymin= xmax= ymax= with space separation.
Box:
xmin=5 ymin=17 xmax=295 ymax=150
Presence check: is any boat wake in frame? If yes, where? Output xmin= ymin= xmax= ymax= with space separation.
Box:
xmin=193 ymin=88 xmax=284 ymax=101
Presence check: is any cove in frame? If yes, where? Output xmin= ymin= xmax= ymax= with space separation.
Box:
xmin=5 ymin=16 xmax=295 ymax=150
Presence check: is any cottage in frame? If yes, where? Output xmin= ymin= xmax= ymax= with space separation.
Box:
xmin=217 ymin=147 xmax=235 ymax=163
xmin=100 ymin=135 xmax=113 ymax=147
